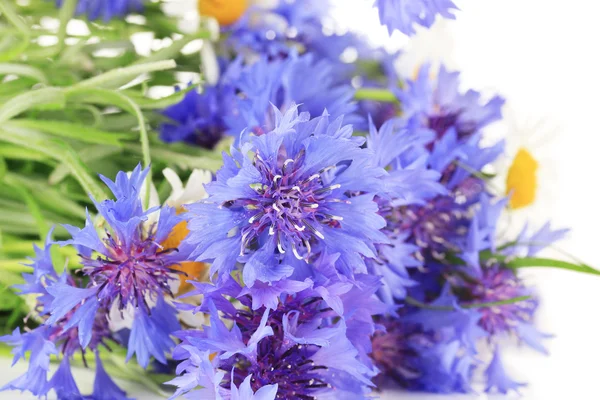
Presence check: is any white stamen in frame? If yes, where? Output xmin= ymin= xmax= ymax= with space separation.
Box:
xmin=283 ymin=158 xmax=294 ymax=166
xmin=277 ymin=241 xmax=286 ymax=254
xmin=273 ymin=174 xmax=282 ymax=182
xmin=304 ymin=239 xmax=311 ymax=255
xmin=269 ymin=225 xmax=275 ymax=235
xmin=294 ymin=224 xmax=305 ymax=232
xmin=292 ymin=186 xmax=301 ymax=192
xmin=308 ymin=174 xmax=320 ymax=181
xmin=273 ymin=204 xmax=281 ymax=212
xmin=315 ymin=230 xmax=325 ymax=240
xmin=292 ymin=244 xmax=303 ymax=260
xmin=330 ymin=215 xmax=343 ymax=221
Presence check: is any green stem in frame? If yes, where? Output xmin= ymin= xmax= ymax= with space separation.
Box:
xmin=354 ymin=88 xmax=397 ymax=102
xmin=405 ymin=295 xmax=532 ymax=311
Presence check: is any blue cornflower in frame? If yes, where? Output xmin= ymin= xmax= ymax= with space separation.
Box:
xmin=56 ymin=0 xmax=143 ymax=21
xmin=1 ymin=233 xmax=130 ymax=399
xmin=159 ymin=85 xmax=234 ymax=149
xmin=392 ymin=129 xmax=504 ymax=257
xmin=370 ymin=287 xmax=484 ymax=393
xmin=169 ymin=273 xmax=384 ymax=399
xmin=184 ymin=106 xmax=387 ymax=285
xmin=223 ymin=0 xmax=333 ymax=59
xmin=365 ymin=118 xmax=446 ymax=303
xmin=48 ymin=164 xmax=182 ymax=368
xmin=434 ymin=195 xmax=565 ymax=393
xmin=226 ymin=52 xmax=360 ymax=141
xmin=374 ymin=0 xmax=459 ymax=36
xmin=160 ymin=52 xmax=359 ymax=147
xmin=396 ymin=64 xmax=505 ymax=143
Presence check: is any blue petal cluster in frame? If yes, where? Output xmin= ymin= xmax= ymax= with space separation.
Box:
xmin=0 ymin=231 xmax=129 ymax=398
xmin=159 ymin=52 xmax=359 ymax=147
xmin=2 ymin=166 xmax=187 ymax=398
xmin=184 ymin=106 xmax=387 ymax=286
xmin=169 ymin=267 xmax=389 ymax=399
xmin=373 ymin=0 xmax=459 ymax=36
xmin=56 ymin=0 xmax=143 ymax=21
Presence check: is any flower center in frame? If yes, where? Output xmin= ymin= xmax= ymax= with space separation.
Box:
xmin=198 ymin=0 xmax=249 ymax=25
xmin=81 ymin=228 xmax=178 ymax=311
xmin=235 ymin=152 xmax=344 ymax=260
xmin=506 ymin=147 xmax=538 ymax=209
xmin=461 ymin=267 xmax=537 ymax=336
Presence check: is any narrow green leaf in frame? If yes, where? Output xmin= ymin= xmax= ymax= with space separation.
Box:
xmin=135 ymin=31 xmax=211 ymax=64
xmin=0 ymin=33 xmax=29 ymax=63
xmin=7 ymin=172 xmax=87 ymax=219
xmin=122 ymin=88 xmax=187 ymax=110
xmin=66 ymin=88 xmax=152 ymax=206
xmin=0 ymin=87 xmax=65 ymax=123
xmin=354 ymin=87 xmax=397 ymax=102
xmin=70 ymin=59 xmax=177 ymax=90
xmin=0 ymin=63 xmax=48 ymax=83
xmin=124 ymin=143 xmax=223 ymax=171
xmin=50 ymin=145 xmax=121 ymax=186
xmin=0 ymin=125 xmax=107 ymax=200
xmin=8 ymin=119 xmax=134 ymax=146
xmin=0 ymin=0 xmax=30 ymax=36
xmin=506 ymin=257 xmax=600 ymax=276
xmin=0 ymin=156 xmax=5 ymax=181
xmin=0 ymin=143 xmax=48 ymax=161
xmin=5 ymin=178 xmax=49 ymax=240
xmin=405 ymin=295 xmax=533 ymax=311
xmin=57 ymin=0 xmax=78 ymax=48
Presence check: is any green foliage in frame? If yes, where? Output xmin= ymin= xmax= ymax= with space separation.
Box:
xmin=0 ymin=0 xmax=225 ymax=382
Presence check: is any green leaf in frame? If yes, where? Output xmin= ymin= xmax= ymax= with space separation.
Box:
xmin=70 ymin=59 xmax=177 ymax=90
xmin=0 ymin=1 xmax=30 ymax=36
xmin=0 ymin=143 xmax=48 ymax=161
xmin=135 ymin=31 xmax=211 ymax=64
xmin=0 ymin=156 xmax=5 ymax=181
xmin=50 ymin=145 xmax=121 ymax=185
xmin=8 ymin=119 xmax=134 ymax=146
xmin=0 ymin=63 xmax=48 ymax=84
xmin=124 ymin=143 xmax=223 ymax=171
xmin=122 ymin=88 xmax=188 ymax=110
xmin=0 ymin=124 xmax=108 ymax=200
xmin=5 ymin=177 xmax=49 ymax=240
xmin=405 ymin=295 xmax=533 ymax=311
xmin=0 ymin=87 xmax=65 ymax=123
xmin=7 ymin=172 xmax=87 ymax=219
xmin=57 ymin=0 xmax=78 ymax=48
xmin=506 ymin=257 xmax=600 ymax=276
xmin=354 ymin=88 xmax=397 ymax=102
xmin=67 ymin=87 xmax=152 ymax=206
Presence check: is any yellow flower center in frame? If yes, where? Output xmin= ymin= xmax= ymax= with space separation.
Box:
xmin=198 ymin=0 xmax=249 ymax=26
xmin=505 ymin=148 xmax=538 ymax=209
xmin=162 ymin=209 xmax=208 ymax=294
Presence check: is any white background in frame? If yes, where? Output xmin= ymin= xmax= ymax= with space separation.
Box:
xmin=2 ymin=0 xmax=600 ymax=399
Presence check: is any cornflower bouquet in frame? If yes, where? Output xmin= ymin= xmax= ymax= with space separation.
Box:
xmin=0 ymin=0 xmax=596 ymax=399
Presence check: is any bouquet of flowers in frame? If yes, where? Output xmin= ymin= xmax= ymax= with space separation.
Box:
xmin=0 ymin=0 xmax=597 ymax=399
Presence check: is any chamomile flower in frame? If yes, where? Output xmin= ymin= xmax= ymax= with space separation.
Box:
xmin=490 ymin=105 xmax=559 ymax=225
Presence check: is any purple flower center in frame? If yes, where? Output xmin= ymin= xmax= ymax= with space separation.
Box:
xmin=79 ymin=226 xmax=178 ymax=312
xmin=231 ymin=149 xmax=346 ymax=260
xmin=460 ymin=266 xmax=537 ymax=336
xmin=370 ymin=317 xmax=431 ymax=385
xmin=379 ymin=178 xmax=484 ymax=258
xmin=221 ymin=296 xmax=333 ymax=398
xmin=51 ymin=308 xmax=113 ymax=359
